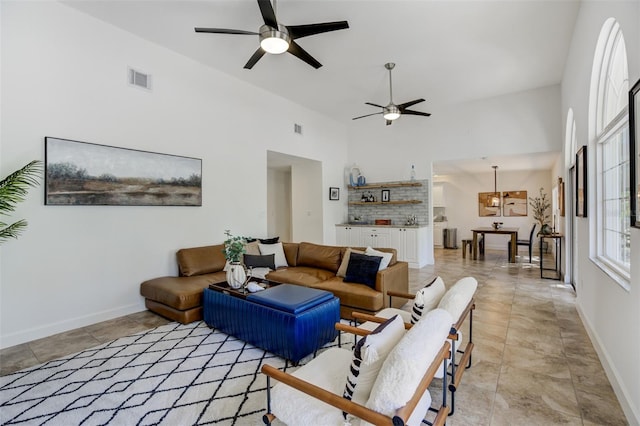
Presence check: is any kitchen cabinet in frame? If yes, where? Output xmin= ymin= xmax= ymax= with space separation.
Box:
xmin=335 ymin=225 xmax=361 ymax=246
xmin=433 ymin=184 xmax=446 ymax=207
xmin=433 ymin=222 xmax=447 ymax=247
xmin=390 ymin=227 xmax=427 ymax=268
xmin=360 ymin=227 xmax=390 ymax=248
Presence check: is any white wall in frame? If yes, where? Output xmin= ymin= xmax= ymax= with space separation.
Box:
xmin=348 ymin=84 xmax=562 ymax=183
xmin=435 ymin=170 xmax=552 ymax=249
xmin=560 ymin=1 xmax=639 ymax=423
xmin=0 ymin=1 xmax=348 ymax=347
xmin=266 ymin=168 xmax=291 ymax=242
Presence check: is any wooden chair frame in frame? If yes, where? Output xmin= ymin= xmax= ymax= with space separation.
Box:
xmin=261 ymin=323 xmax=451 ymax=426
xmin=352 ymin=290 xmax=475 ymax=416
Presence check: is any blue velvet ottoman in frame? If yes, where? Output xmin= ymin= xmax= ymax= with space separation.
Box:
xmin=203 ymin=284 xmax=340 ymax=363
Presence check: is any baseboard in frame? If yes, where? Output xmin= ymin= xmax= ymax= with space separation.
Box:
xmin=0 ymin=301 xmax=146 ymax=349
xmin=576 ymin=304 xmax=640 ymax=425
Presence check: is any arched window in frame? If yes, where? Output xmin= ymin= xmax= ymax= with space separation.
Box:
xmin=591 ymin=18 xmax=630 ymax=283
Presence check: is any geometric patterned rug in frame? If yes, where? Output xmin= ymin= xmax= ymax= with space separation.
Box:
xmin=0 ymin=321 xmax=345 ymax=425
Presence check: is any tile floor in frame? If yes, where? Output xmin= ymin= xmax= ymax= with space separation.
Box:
xmin=0 ymin=248 xmax=629 ymax=425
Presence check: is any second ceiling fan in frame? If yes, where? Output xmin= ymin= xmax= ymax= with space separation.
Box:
xmin=195 ymin=0 xmax=349 ymax=69
xmin=353 ymin=63 xmax=431 ymax=126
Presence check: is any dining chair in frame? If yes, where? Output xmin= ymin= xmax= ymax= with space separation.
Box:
xmin=508 ymin=223 xmax=536 ymax=263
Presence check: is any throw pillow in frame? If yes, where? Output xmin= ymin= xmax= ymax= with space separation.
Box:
xmin=437 ymin=277 xmax=477 ymax=321
xmin=342 ymin=315 xmax=405 ymax=418
xmin=411 ymin=276 xmax=446 ymax=324
xmin=344 ymin=252 xmax=382 ymax=288
xmin=258 ymin=242 xmax=288 ymax=268
xmin=243 ymin=253 xmax=276 ymax=270
xmin=245 ymin=240 xmax=261 ymax=255
xmin=366 ymin=309 xmax=453 ymax=418
xmin=336 ymin=248 xmax=365 ymax=278
xmin=259 ymin=237 xmax=279 ymax=244
xmin=364 ymin=247 xmax=393 ymax=270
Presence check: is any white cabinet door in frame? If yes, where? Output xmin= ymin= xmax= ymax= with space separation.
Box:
xmin=403 ymin=228 xmax=418 ymax=264
xmin=390 ymin=228 xmax=404 ymax=260
xmin=336 ymin=226 xmax=361 ymax=246
xmin=433 ymin=223 xmax=445 ymax=247
xmin=360 ymin=227 xmax=390 ymax=248
xmin=433 ymin=184 xmax=445 ymax=207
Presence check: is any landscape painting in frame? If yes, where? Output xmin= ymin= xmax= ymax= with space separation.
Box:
xmin=502 ymin=190 xmax=527 ymax=216
xmin=45 ymin=137 xmax=202 ymax=206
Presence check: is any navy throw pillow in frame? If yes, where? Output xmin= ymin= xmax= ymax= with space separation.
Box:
xmin=259 ymin=237 xmax=279 ymax=244
xmin=344 ymin=252 xmax=382 ymax=288
xmin=243 ymin=253 xmax=276 ymax=270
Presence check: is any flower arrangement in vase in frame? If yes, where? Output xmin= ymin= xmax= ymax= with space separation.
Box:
xmin=223 ymin=230 xmax=247 ymax=289
xmin=529 ymin=188 xmax=551 ymax=235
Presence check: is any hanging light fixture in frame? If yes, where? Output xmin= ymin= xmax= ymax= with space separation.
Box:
xmin=489 ymin=165 xmax=500 ymax=207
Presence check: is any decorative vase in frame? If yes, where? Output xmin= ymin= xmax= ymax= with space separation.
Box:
xmin=541 ymin=224 xmax=552 ymax=235
xmin=226 ymin=262 xmax=246 ymax=289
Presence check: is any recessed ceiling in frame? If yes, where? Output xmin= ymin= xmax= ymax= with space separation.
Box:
xmin=61 ymin=0 xmax=581 ymax=122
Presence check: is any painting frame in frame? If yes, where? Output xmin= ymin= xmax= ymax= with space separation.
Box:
xmin=329 ymin=187 xmax=340 ymax=200
xmin=576 ymin=145 xmax=587 ymax=217
xmin=630 ymin=78 xmax=640 ymax=228
xmin=381 ymin=189 xmax=390 ymax=202
xmin=502 ymin=190 xmax=527 ymax=217
xmin=44 ymin=137 xmax=202 ymax=206
xmin=558 ymin=177 xmax=565 ymax=217
xmin=478 ymin=192 xmax=501 ymax=217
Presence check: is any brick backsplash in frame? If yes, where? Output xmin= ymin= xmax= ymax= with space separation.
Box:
xmin=348 ymin=179 xmax=429 ymax=226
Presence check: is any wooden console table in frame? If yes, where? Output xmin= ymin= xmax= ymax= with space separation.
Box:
xmin=471 ymin=227 xmax=519 ymax=263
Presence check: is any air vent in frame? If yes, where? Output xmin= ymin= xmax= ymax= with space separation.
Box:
xmin=128 ymin=67 xmax=152 ymax=90
xmin=294 ymin=123 xmax=303 ymax=135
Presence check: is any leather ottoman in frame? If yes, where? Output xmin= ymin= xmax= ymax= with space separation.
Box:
xmin=203 ymin=284 xmax=340 ymax=363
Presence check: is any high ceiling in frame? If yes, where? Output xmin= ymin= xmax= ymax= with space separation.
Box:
xmin=61 ymin=0 xmax=579 ymax=173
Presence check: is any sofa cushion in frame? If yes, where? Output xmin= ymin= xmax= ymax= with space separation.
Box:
xmin=311 ymin=277 xmax=384 ymax=312
xmin=140 ymin=272 xmax=225 ymax=310
xmin=266 ymin=267 xmax=336 ymax=287
xmin=366 ymin=308 xmax=453 ymax=417
xmin=337 ymin=248 xmax=365 ymax=278
xmin=297 ymin=242 xmax=343 ymax=273
xmin=282 ymin=242 xmax=299 ymax=267
xmin=259 ymin=242 xmax=289 ymax=268
xmin=344 ymin=252 xmax=382 ymax=288
xmin=411 ymin=276 xmax=446 ymax=324
xmin=347 ymin=247 xmax=398 ymax=267
xmin=244 ymin=253 xmax=275 ymax=270
xmin=177 ymin=244 xmax=226 ymax=277
xmin=364 ymin=247 xmax=393 ymax=271
xmin=343 ymin=314 xmax=405 ymax=413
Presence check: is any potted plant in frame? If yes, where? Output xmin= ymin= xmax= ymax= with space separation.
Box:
xmin=223 ymin=230 xmax=247 ymax=289
xmin=1 ymin=160 xmax=42 ymax=244
xmin=529 ymin=188 xmax=551 ymax=235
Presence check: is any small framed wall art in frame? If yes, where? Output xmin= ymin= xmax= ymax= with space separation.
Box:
xmin=576 ymin=145 xmax=587 ymax=217
xmin=381 ymin=189 xmax=390 ymax=202
xmin=329 ymin=187 xmax=340 ymax=200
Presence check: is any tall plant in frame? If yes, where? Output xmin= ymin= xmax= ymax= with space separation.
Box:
xmin=0 ymin=160 xmax=43 ymax=244
xmin=529 ymin=187 xmax=550 ymax=232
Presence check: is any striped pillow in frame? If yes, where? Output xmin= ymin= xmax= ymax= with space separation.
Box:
xmin=342 ymin=315 xmax=405 ymax=419
xmin=411 ymin=276 xmax=446 ymax=324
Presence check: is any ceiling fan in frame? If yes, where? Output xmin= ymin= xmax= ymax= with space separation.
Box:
xmin=195 ymin=0 xmax=349 ymax=69
xmin=353 ymin=63 xmax=431 ymax=126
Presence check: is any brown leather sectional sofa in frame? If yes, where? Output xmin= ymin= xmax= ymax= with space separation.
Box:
xmin=140 ymin=241 xmax=409 ymax=323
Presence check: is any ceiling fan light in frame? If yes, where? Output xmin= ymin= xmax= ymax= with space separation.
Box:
xmin=383 ymin=105 xmax=400 ymax=121
xmin=259 ymin=25 xmax=290 ymax=54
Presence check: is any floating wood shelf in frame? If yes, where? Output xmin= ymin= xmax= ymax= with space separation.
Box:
xmin=349 ymin=200 xmax=423 ymax=205
xmin=348 ymin=181 xmax=422 ymax=190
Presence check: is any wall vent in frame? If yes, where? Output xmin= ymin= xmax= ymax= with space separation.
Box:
xmin=294 ymin=123 xmax=303 ymax=135
xmin=128 ymin=67 xmax=152 ymax=90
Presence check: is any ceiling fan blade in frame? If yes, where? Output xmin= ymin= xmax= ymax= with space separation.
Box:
xmin=257 ymin=0 xmax=278 ymax=28
xmin=365 ymin=102 xmax=384 ymax=109
xmin=386 ymin=120 xmax=393 ymax=126
xmin=244 ymin=48 xmax=266 ymax=69
xmin=287 ymin=21 xmax=350 ymax=39
xmin=397 ymin=98 xmax=425 ymax=110
xmin=195 ymin=27 xmax=258 ymax=35
xmin=287 ymin=41 xmax=322 ymax=68
xmin=402 ymin=110 xmax=432 ymax=117
xmin=352 ymin=112 xmax=383 ymax=120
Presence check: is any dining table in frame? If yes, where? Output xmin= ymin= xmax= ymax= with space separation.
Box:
xmin=471 ymin=227 xmax=519 ymax=263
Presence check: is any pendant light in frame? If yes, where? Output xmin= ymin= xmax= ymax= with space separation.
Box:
xmin=489 ymin=165 xmax=500 ymax=207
